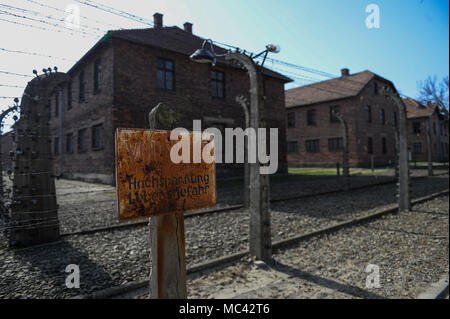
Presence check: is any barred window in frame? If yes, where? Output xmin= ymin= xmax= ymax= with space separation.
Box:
xmin=305 ymin=139 xmax=320 ymax=153
xmin=328 ymin=137 xmax=343 ymax=151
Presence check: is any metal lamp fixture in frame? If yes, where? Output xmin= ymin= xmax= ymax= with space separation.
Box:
xmin=190 ymin=40 xmax=280 ymax=67
xmin=189 ymin=39 xmax=219 ymax=66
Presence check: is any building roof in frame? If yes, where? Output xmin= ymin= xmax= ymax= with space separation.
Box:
xmin=403 ymin=97 xmax=437 ymax=119
xmin=285 ymin=70 xmax=393 ymax=108
xmin=68 ymin=26 xmax=292 ymax=83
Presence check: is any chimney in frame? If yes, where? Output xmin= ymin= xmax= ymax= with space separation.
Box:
xmin=341 ymin=68 xmax=350 ymax=77
xmin=184 ymin=22 xmax=193 ymax=34
xmin=153 ymin=13 xmax=163 ymax=28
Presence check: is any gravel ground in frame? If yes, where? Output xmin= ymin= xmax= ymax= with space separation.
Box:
xmin=183 ymin=195 xmax=449 ymax=299
xmin=54 ymin=168 xmax=447 ymax=234
xmin=0 ymin=173 xmax=447 ymax=298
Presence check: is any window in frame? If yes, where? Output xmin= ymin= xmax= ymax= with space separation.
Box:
xmin=367 ymin=137 xmax=373 ymax=154
xmin=328 ymin=137 xmax=344 ymax=151
xmin=157 ymin=58 xmax=174 ymax=90
xmin=413 ymin=122 xmax=421 ymax=134
xmin=366 ymin=105 xmax=372 ymax=123
xmin=94 ymin=59 xmax=102 ymax=93
xmin=413 ymin=143 xmax=422 ymax=154
xmin=79 ymin=71 xmax=85 ymax=102
xmin=382 ymin=137 xmax=387 ymax=154
xmin=54 ymin=94 xmax=59 ymax=117
xmin=305 ymin=139 xmax=320 ymax=153
xmin=47 ymin=99 xmax=51 ymax=119
xmin=330 ymin=105 xmax=340 ymax=123
xmin=92 ymin=124 xmax=103 ymax=149
xmin=211 ymin=70 xmax=224 ymax=98
xmin=392 ymin=111 xmax=397 ymax=127
xmin=287 ymin=141 xmax=298 ymax=153
xmin=77 ymin=128 xmax=87 ymax=153
xmin=307 ymin=109 xmax=316 ymax=126
xmin=287 ymin=112 xmax=295 ymax=128
xmin=67 ymin=82 xmax=72 ymax=109
xmin=54 ymin=137 xmax=59 ymax=155
xmin=66 ymin=133 xmax=73 ymax=153
xmin=380 ymin=108 xmax=385 ymax=125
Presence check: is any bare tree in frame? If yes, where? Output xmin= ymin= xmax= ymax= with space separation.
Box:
xmin=417 ymin=75 xmax=449 ymax=117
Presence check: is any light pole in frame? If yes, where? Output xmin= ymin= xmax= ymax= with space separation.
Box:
xmin=190 ymin=40 xmax=280 ymax=262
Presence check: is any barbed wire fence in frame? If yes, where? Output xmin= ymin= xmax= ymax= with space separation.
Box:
xmin=0 ymin=69 xmax=71 ymax=248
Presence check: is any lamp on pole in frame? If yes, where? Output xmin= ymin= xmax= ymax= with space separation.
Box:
xmin=190 ymin=40 xmax=280 ymax=262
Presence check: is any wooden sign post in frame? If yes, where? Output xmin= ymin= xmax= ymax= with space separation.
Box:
xmin=115 ymin=104 xmax=216 ymax=298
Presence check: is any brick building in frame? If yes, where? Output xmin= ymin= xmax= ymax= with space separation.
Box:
xmin=285 ymin=68 xmax=400 ymax=167
xmin=404 ymin=98 xmax=449 ymax=162
xmin=47 ymin=13 xmax=291 ymax=184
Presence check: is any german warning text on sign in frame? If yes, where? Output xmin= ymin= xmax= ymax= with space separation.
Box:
xmin=115 ymin=128 xmax=216 ymax=221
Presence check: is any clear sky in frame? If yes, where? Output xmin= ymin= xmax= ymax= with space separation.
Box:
xmin=0 ymin=0 xmax=448 ymax=119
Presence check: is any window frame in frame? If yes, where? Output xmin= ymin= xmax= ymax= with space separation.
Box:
xmin=366 ymin=105 xmax=372 ymax=123
xmin=329 ymin=105 xmax=340 ymax=123
xmin=287 ymin=112 xmax=295 ymax=128
xmin=392 ymin=111 xmax=397 ymax=127
xmin=307 ymin=109 xmax=316 ymax=126
xmin=54 ymin=137 xmax=59 ymax=155
xmin=93 ymin=59 xmax=102 ymax=93
xmin=380 ymin=108 xmax=385 ymax=125
xmin=328 ymin=137 xmax=344 ymax=152
xmin=79 ymin=70 xmax=85 ymax=102
xmin=156 ymin=57 xmax=175 ymax=91
xmin=66 ymin=133 xmax=73 ymax=154
xmin=91 ymin=123 xmax=103 ymax=150
xmin=305 ymin=139 xmax=320 ymax=153
xmin=210 ymin=70 xmax=225 ymax=99
xmin=367 ymin=137 xmax=373 ymax=154
xmin=287 ymin=141 xmax=299 ymax=153
xmin=77 ymin=128 xmax=87 ymax=153
xmin=67 ymin=82 xmax=72 ymax=110
xmin=413 ymin=121 xmax=421 ymax=134
xmin=413 ymin=142 xmax=422 ymax=154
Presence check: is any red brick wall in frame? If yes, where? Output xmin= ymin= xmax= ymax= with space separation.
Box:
xmin=48 ymin=37 xmax=288 ymax=183
xmin=112 ymin=38 xmax=288 ymax=176
xmin=408 ymin=112 xmax=447 ymax=162
xmin=49 ymin=44 xmax=115 ymax=183
xmin=286 ymin=78 xmax=398 ymax=167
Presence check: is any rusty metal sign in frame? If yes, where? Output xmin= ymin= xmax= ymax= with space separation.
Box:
xmin=115 ymin=128 xmax=216 ymax=221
